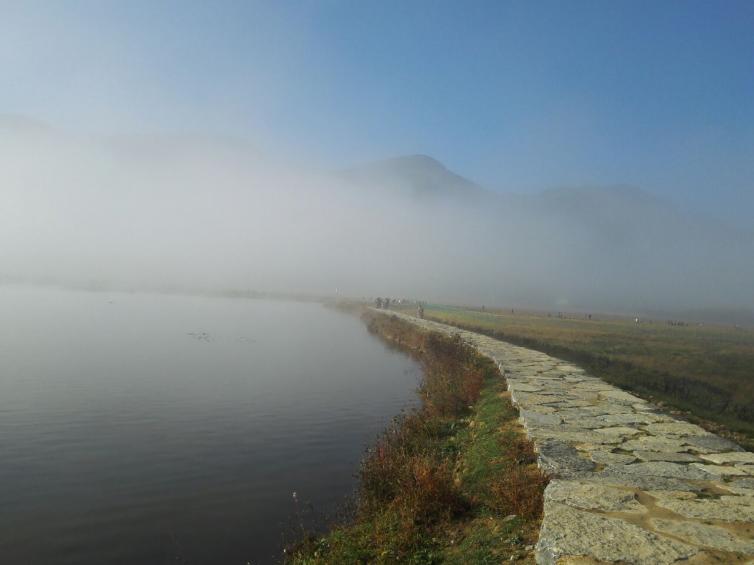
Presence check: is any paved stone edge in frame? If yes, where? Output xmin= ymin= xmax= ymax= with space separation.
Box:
xmin=372 ymin=310 xmax=754 ymax=564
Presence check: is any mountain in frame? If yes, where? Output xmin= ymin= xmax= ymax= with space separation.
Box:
xmin=0 ymin=114 xmax=52 ymax=135
xmin=339 ymin=154 xmax=488 ymax=201
xmin=336 ymin=154 xmax=754 ymax=311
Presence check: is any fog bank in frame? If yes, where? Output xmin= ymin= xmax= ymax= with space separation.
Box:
xmin=2 ymin=121 xmax=752 ymax=313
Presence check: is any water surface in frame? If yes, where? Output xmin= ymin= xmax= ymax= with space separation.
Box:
xmin=0 ymin=286 xmax=419 ymax=564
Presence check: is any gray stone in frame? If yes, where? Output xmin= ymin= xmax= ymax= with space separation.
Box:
xmin=545 ymin=480 xmax=645 ymax=513
xmin=595 ymin=412 xmax=666 ymax=426
xmin=528 ymin=428 xmax=619 ymax=446
xmin=590 ymin=450 xmax=637 ymax=465
xmin=613 ymin=461 xmax=710 ymax=480
xmin=633 ymin=451 xmax=700 ymax=463
xmin=722 ymin=494 xmax=754 ymax=506
xmin=620 ymin=436 xmax=689 ymax=453
xmin=524 ymin=405 xmax=557 ymax=414
xmin=537 ymin=439 xmax=595 ymax=478
xmin=700 ymin=451 xmax=754 ymax=465
xmin=546 ymin=399 xmax=596 ymax=408
xmin=511 ymin=384 xmax=544 ymax=392
xmin=650 ymin=519 xmax=754 ymax=554
xmin=643 ymin=422 xmax=710 ymax=436
xmin=593 ymin=471 xmax=702 ymax=492
xmin=646 ymin=490 xmax=697 ymax=500
xmin=730 ymin=477 xmax=754 ymax=489
xmin=511 ymin=392 xmax=562 ymax=406
xmin=535 ymin=502 xmax=698 ymax=565
xmin=692 ymin=463 xmax=750 ymax=477
xmin=599 ymin=389 xmax=645 ymax=404
xmin=720 ymin=484 xmax=754 ymax=497
xmin=684 ymin=434 xmax=744 ymax=453
xmin=559 ymin=417 xmax=610 ymax=429
xmin=652 ymin=494 xmax=754 ymax=522
xmin=519 ymin=410 xmax=562 ymax=427
xmin=595 ymin=426 xmax=642 ymax=437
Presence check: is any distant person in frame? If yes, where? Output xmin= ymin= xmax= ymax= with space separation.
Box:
xmin=417 ymin=304 xmax=424 ymax=319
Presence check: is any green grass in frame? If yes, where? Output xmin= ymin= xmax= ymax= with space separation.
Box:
xmin=288 ymin=311 xmax=546 ymax=564
xmin=397 ymin=304 xmax=754 ymax=449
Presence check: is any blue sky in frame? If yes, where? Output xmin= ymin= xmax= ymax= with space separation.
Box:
xmin=2 ymin=1 xmax=753 ymax=225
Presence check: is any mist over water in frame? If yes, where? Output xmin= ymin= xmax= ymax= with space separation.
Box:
xmin=1 ymin=122 xmax=752 ymax=313
xmin=0 ymin=286 xmax=420 ymax=564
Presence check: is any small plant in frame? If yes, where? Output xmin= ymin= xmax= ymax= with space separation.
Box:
xmin=289 ymin=310 xmax=547 ymax=563
xmin=490 ymin=464 xmax=548 ymax=520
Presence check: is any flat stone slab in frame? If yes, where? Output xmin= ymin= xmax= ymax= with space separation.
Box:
xmin=536 ymin=502 xmax=698 ymax=564
xmin=590 ymin=450 xmax=637 ymax=465
xmin=692 ymin=463 xmax=750 ymax=477
xmin=373 ymin=311 xmax=754 ymax=564
xmin=512 ymin=384 xmax=544 ymax=392
xmin=633 ymin=450 xmax=700 ymax=462
xmin=536 ymin=439 xmax=595 ymax=478
xmin=700 ymin=451 xmax=754 ymax=465
xmin=545 ymin=480 xmax=645 ymax=513
xmin=684 ymin=434 xmax=744 ymax=453
xmin=651 ymin=519 xmax=754 ymax=555
xmin=643 ymin=422 xmax=711 ymax=437
xmin=619 ymin=436 xmax=691 ymax=453
xmin=614 ymin=461 xmax=711 ymax=480
xmin=652 ymin=493 xmax=754 ymax=522
xmin=595 ymin=425 xmax=643 ymax=437
xmin=519 ymin=410 xmax=563 ymax=427
xmin=599 ymin=389 xmax=646 ymax=404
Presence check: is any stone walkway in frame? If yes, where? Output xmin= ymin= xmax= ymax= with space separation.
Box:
xmin=378 ymin=310 xmax=754 ymax=564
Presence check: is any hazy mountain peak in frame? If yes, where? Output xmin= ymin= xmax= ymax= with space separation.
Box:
xmin=378 ymin=153 xmax=448 ymax=171
xmin=0 ymin=114 xmax=52 ymax=134
xmin=341 ymin=154 xmax=485 ymax=200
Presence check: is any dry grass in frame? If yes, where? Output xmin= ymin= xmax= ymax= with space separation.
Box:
xmin=289 ymin=311 xmax=547 ymax=564
xmin=398 ymin=304 xmax=754 ymax=448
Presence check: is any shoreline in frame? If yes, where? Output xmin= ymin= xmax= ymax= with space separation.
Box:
xmin=289 ymin=308 xmax=547 ymax=563
xmin=381 ymin=310 xmax=754 ymax=564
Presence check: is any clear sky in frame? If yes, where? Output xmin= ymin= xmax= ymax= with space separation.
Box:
xmin=2 ymin=1 xmax=753 ymax=226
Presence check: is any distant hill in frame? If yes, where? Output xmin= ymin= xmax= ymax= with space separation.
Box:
xmin=335 ymin=154 xmax=754 ymax=312
xmin=2 ymin=120 xmax=751 ymax=313
xmin=339 ymin=154 xmax=488 ymax=201
xmin=0 ymin=114 xmax=51 ymax=134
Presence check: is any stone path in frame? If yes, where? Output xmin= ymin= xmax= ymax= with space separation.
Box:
xmin=378 ymin=310 xmax=754 ymax=564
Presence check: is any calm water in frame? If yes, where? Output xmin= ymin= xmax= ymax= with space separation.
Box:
xmin=0 ymin=286 xmax=420 ymax=564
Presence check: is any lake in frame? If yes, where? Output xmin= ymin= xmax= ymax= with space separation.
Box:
xmin=0 ymin=286 xmax=420 ymax=564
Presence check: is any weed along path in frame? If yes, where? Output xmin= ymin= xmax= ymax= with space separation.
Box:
xmin=376 ymin=310 xmax=754 ymax=564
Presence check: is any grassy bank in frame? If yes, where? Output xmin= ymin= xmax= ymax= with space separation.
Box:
xmin=288 ymin=311 xmax=547 ymax=564
xmin=396 ymin=304 xmax=754 ymax=450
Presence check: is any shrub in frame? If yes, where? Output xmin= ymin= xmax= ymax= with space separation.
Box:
xmin=490 ymin=464 xmax=548 ymax=519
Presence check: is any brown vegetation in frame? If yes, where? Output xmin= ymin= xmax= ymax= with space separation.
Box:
xmin=289 ymin=311 xmax=547 ymax=564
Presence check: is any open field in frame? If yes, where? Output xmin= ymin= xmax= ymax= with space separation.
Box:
xmin=391 ymin=304 xmax=754 ymax=450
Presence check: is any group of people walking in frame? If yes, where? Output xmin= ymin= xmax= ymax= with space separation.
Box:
xmin=373 ymin=297 xmax=425 ymax=319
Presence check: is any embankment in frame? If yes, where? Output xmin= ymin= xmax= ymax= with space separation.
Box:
xmin=288 ymin=309 xmax=547 ymax=563
xmin=382 ymin=310 xmax=754 ymax=564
